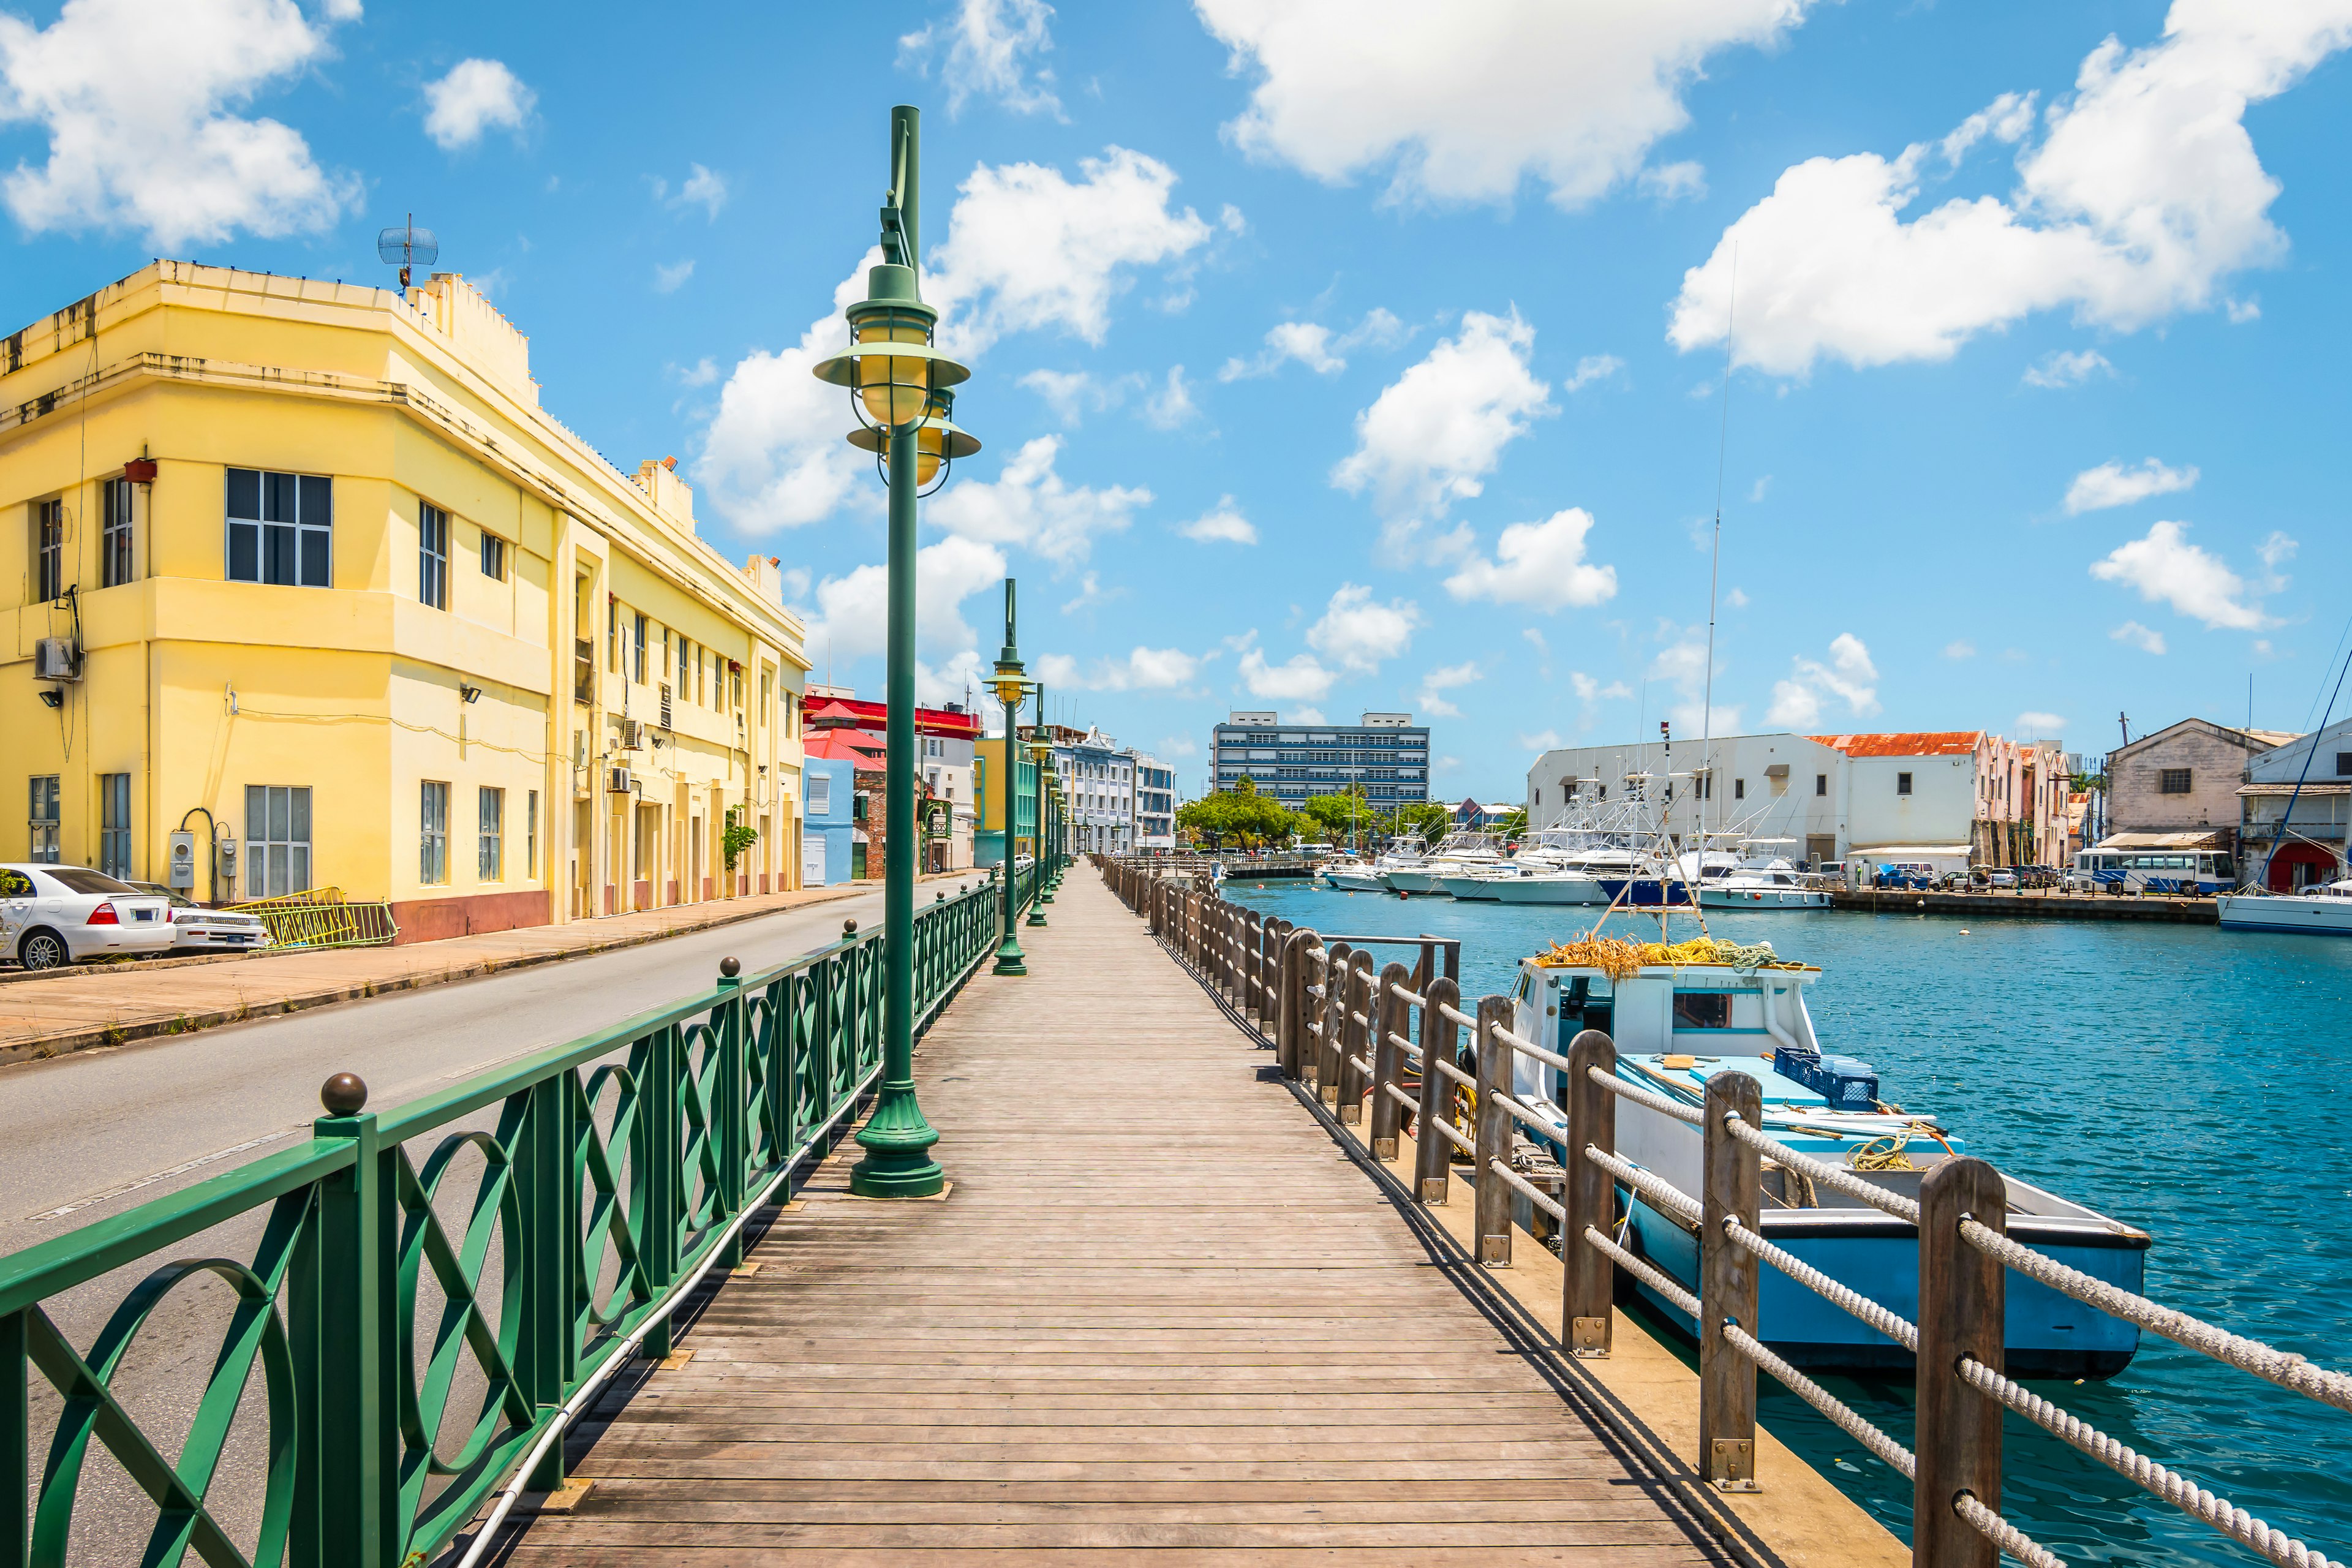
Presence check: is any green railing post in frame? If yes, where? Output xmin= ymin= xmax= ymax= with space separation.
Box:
xmin=636 ymin=1029 xmax=682 ymax=1363
xmin=715 ymin=960 xmax=748 ymax=1270
xmin=759 ymin=973 xmax=791 ymax=1197
xmin=2 ymin=1308 xmax=25 ymax=1568
xmin=514 ymin=1070 xmax=575 ymax=1491
xmin=302 ymin=1073 xmax=397 ymax=1568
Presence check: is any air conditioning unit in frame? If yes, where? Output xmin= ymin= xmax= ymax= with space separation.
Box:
xmin=34 ymin=638 xmax=80 ymax=681
xmin=617 ymin=719 xmax=644 ymax=750
xmin=606 ymin=766 xmax=635 ymax=794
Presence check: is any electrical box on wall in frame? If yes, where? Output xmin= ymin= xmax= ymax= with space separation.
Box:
xmin=168 ymin=831 xmax=197 ymax=889
xmin=218 ymin=832 xmax=238 ymax=889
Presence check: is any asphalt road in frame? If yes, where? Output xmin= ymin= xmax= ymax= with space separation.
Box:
xmin=0 ymin=878 xmax=992 ymax=1244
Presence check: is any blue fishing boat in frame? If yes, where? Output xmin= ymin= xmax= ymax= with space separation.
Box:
xmin=1502 ymin=944 xmax=2149 ymax=1376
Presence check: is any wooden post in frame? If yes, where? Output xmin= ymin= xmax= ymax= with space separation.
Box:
xmin=1414 ymin=978 xmax=1460 ymax=1202
xmin=1700 ymin=1071 xmax=1762 ymax=1491
xmin=1563 ymin=1028 xmax=1617 ymax=1357
xmin=1369 ymin=961 xmax=1411 ymax=1159
xmin=1916 ymin=1156 xmax=2007 ymax=1568
xmin=1276 ymin=929 xmax=1310 ymax=1079
xmin=1335 ymin=950 xmax=1373 ymax=1123
xmin=1474 ymin=995 xmax=1513 ymax=1266
xmin=1315 ymin=941 xmax=1352 ymax=1101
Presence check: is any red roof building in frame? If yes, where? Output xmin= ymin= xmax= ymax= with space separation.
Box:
xmin=801 ymin=692 xmax=981 ymax=742
xmin=1808 ymin=731 xmax=1984 ymax=758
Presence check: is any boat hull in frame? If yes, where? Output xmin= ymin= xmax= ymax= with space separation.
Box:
xmin=1379 ymin=870 xmax=1442 ymax=894
xmin=1321 ymin=871 xmax=1387 ymax=892
xmin=1488 ymin=874 xmax=1608 ymax=905
xmin=1697 ymin=886 xmax=1831 ymax=909
xmin=1594 ymin=878 xmax=1693 ymax=907
xmin=2217 ymin=894 xmax=2352 ymax=935
xmin=1623 ymin=1199 xmax=2145 ymax=1376
xmin=1437 ymin=873 xmax=1510 ymax=900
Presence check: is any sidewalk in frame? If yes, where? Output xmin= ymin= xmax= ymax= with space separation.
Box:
xmin=0 ymin=878 xmax=944 ymax=1066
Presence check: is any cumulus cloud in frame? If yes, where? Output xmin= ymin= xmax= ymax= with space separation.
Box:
xmin=1519 ymin=729 xmax=1564 ymax=753
xmin=1197 ymin=0 xmax=1819 ymax=209
xmin=1332 ymin=310 xmax=1553 ymax=548
xmin=1415 ymin=660 xmax=1480 ymax=718
xmin=1019 ymin=368 xmax=1128 ymax=426
xmin=1219 ymin=307 xmax=1409 ymax=380
xmin=900 ymin=0 xmax=1061 ymax=118
xmin=1306 ymin=583 xmax=1421 ymax=674
xmin=1649 ymin=634 xmax=1741 ymax=737
xmin=1047 ymin=646 xmax=1203 ymax=691
xmin=802 ymin=535 xmax=1008 ymax=702
xmin=675 ymin=163 xmax=727 ymax=218
xmin=1669 ymin=6 xmax=2352 ymax=375
xmin=2065 ymin=458 xmax=2198 ymax=514
xmin=2016 ymin=711 xmax=2067 ymax=736
xmin=2090 ymin=519 xmax=2272 ymax=630
xmin=1944 ymin=639 xmax=1975 ymax=659
xmin=2024 ymin=348 xmax=2113 ymax=388
xmin=2111 ymin=620 xmax=2167 ymax=654
xmin=1442 ymin=508 xmax=1618 ymax=610
xmin=1178 ymin=496 xmax=1257 ymax=545
xmin=1638 ymin=160 xmax=1708 ymax=203
xmin=653 ymin=259 xmax=695 ymax=293
xmin=1239 ymin=646 xmax=1335 ymax=701
xmin=0 ymin=0 xmax=360 ymax=247
xmin=1142 ymin=365 xmax=1199 ymax=429
xmin=424 ymin=58 xmax=535 ymax=150
xmin=1563 ymin=353 xmax=1625 ymax=392
xmin=1765 ymin=632 xmax=1880 ymax=729
xmin=927 ymin=435 xmax=1152 ymax=568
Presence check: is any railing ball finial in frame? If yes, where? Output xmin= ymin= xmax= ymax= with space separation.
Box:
xmin=320 ymin=1071 xmax=368 ymax=1115
xmin=843 ymin=918 xmax=859 ymax=937
xmin=719 ymin=956 xmax=741 ymax=978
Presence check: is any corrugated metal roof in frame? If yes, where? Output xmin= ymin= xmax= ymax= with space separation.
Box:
xmin=1808 ymin=731 xmax=1984 ymax=758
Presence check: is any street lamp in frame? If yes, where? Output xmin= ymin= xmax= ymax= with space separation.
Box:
xmin=989 ymin=579 xmax=1031 ymax=976
xmin=810 ymin=105 xmax=975 ymax=1200
xmin=1026 ymin=705 xmax=1055 ymax=926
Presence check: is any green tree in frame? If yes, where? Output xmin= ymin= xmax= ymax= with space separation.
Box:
xmin=1300 ymin=786 xmax=1373 ymax=845
xmin=1492 ymin=808 xmax=1528 ymax=838
xmin=1393 ymin=801 xmax=1452 ymax=843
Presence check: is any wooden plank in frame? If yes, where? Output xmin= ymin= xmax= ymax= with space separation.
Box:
xmin=502 ymin=869 xmax=1744 ymax=1566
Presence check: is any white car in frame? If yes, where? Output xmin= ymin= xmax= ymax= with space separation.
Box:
xmin=1 ymin=864 xmax=177 ymax=970
xmin=129 ymin=883 xmax=274 ymax=954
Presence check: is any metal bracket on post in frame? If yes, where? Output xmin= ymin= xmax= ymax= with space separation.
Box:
xmin=1700 ymin=1072 xmax=1762 ymax=1492
xmin=1414 ymin=977 xmax=1460 ymax=1203
xmin=1563 ymin=1028 xmax=1617 ymax=1357
xmin=1368 ymin=961 xmax=1411 ymax=1160
xmin=1917 ymin=1156 xmax=2007 ymax=1568
xmin=1473 ymin=995 xmax=1513 ymax=1267
xmin=1335 ymin=951 xmax=1373 ymax=1124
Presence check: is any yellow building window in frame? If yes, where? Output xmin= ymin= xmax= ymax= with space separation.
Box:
xmin=421 ymin=782 xmax=450 ymax=885
xmin=478 ymin=786 xmax=504 ymax=881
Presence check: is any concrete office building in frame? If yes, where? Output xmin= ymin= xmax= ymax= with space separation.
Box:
xmin=1133 ymin=753 xmax=1177 ymax=852
xmin=1052 ymin=726 xmax=1137 ymax=856
xmin=1210 ymin=710 xmax=1430 ymax=809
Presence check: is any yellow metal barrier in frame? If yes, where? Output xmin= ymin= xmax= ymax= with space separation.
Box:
xmin=227 ymin=886 xmax=401 ymax=949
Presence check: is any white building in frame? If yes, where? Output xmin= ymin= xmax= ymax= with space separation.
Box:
xmin=1132 ymin=753 xmax=1177 ymax=853
xmin=2237 ymin=717 xmax=2352 ymax=889
xmin=1525 ymin=729 xmax=2068 ymax=873
xmin=1054 ymin=725 xmax=1138 ymax=856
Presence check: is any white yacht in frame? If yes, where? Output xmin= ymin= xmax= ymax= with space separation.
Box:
xmin=1380 ymin=830 xmax=1506 ymax=894
xmin=1319 ymin=857 xmax=1387 ymax=892
xmin=2217 ymin=880 xmax=2352 ymax=935
xmin=1694 ymin=840 xmax=1832 ymax=910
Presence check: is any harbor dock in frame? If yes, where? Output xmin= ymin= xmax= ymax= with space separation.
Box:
xmin=1830 ymin=889 xmax=2218 ymax=922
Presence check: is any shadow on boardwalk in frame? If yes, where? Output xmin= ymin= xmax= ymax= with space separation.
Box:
xmin=497 ymin=869 xmax=1753 ymax=1564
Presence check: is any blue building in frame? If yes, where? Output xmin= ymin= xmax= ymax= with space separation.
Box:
xmin=798 ymin=745 xmax=861 ymax=888
xmin=1210 ymin=710 xmax=1431 ymax=810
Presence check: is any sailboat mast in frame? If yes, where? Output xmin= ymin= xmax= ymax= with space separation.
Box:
xmin=1702 ymin=244 xmax=1738 ymax=850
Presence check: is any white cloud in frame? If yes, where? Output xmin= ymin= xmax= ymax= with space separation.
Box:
xmin=1567 ymin=673 xmax=1634 ymax=703
xmin=1219 ymin=307 xmax=1409 ymax=380
xmin=0 ymin=0 xmax=358 ymax=247
xmin=1239 ymin=646 xmax=1335 ymax=701
xmin=1765 ymin=631 xmax=1880 ymax=729
xmin=1944 ymin=639 xmax=1975 ymax=659
xmin=2112 ymin=620 xmax=2167 ymax=654
xmin=1563 ymin=353 xmax=1624 ymax=391
xmin=2024 ymin=348 xmax=2113 ymax=388
xmin=1019 ymin=368 xmax=1128 ymax=426
xmin=676 ymin=163 xmax=727 ymax=219
xmin=2090 ymin=519 xmax=2271 ymax=630
xmin=1518 ymin=729 xmax=1563 ymax=752
xmin=1160 ymin=735 xmax=1199 ymax=758
xmin=2256 ymin=530 xmax=2297 ymax=573
xmin=423 ymin=58 xmax=535 ymax=151
xmin=1726 ymin=586 xmax=1751 ymax=608
xmin=2064 ymin=458 xmax=2198 ymax=514
xmin=1142 ymin=365 xmax=1199 ymax=429
xmin=2016 ymin=711 xmax=2067 ymax=736
xmin=927 ymin=434 xmax=1152 ymax=567
xmin=674 ymin=356 xmax=721 ymax=388
xmin=1306 ymin=583 xmax=1421 ymax=674
xmin=1650 ymin=635 xmax=1742 ymax=736
xmin=1292 ymin=706 xmax=1328 ymax=724
xmin=1442 ymin=508 xmax=1619 ymax=611
xmin=929 ymin=146 xmax=1216 ymax=356
xmin=802 ymin=535 xmax=1009 ymax=698
xmin=1178 ymin=496 xmax=1257 ymax=545
xmin=1746 ymin=476 xmax=1770 ymax=505
xmin=1332 ymin=310 xmax=1553 ymax=545
xmin=1059 ymin=571 xmax=1114 ymax=614
xmin=1198 ymin=0 xmax=1819 ymax=209
xmin=1050 ymin=645 xmax=1203 ymax=691
xmin=1638 ymin=160 xmax=1708 ymax=203
xmin=654 ymin=259 xmax=695 ymax=293
xmin=1670 ymin=7 xmax=2352 ymax=375
xmin=900 ymin=0 xmax=1061 ymax=119
xmin=1416 ymin=660 xmax=1480 ymax=718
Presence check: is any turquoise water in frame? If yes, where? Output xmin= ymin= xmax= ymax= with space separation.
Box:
xmin=1222 ymin=879 xmax=2352 ymax=1567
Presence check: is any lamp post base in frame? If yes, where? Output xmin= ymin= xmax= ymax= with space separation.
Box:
xmin=850 ymin=1082 xmax=944 ymax=1197
xmin=991 ymin=934 xmax=1028 ymax=976
xmin=1025 ymin=905 xmax=1047 ymax=927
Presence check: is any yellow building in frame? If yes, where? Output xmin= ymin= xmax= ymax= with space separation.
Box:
xmin=2 ymin=262 xmax=810 ymax=940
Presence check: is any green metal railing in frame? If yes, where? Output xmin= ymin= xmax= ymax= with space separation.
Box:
xmin=0 ymin=866 xmax=1044 ymax=1568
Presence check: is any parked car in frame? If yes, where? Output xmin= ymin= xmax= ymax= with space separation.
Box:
xmin=127 ymin=882 xmax=274 ymax=954
xmin=1 ymin=864 xmax=176 ymax=970
xmin=1986 ymin=868 xmax=2018 ymax=890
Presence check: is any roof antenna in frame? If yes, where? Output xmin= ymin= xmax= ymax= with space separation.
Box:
xmin=376 ymin=213 xmax=438 ymax=293
xmin=1701 ymin=242 xmax=1736 ymax=846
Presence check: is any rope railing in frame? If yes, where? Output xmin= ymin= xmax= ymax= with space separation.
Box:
xmin=1099 ymin=856 xmax=2346 ymax=1568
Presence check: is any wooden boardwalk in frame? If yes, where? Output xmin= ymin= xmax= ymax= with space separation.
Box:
xmin=504 ymin=869 xmax=1746 ymax=1564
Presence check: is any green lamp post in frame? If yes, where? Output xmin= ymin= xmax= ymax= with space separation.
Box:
xmin=810 ymin=105 xmax=979 ymax=1200
xmin=989 ymin=579 xmax=1030 ymax=976
xmin=1025 ymin=713 xmax=1054 ymax=927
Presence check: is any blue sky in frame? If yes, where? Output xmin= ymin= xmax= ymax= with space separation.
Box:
xmin=7 ymin=0 xmax=2350 ymax=799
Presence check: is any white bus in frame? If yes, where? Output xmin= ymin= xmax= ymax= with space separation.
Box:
xmin=2067 ymin=849 xmax=2234 ymax=895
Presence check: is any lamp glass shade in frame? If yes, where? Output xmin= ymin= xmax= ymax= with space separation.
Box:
xmin=854 ymin=315 xmax=932 ymax=427
xmin=990 ymin=666 xmax=1027 ymax=707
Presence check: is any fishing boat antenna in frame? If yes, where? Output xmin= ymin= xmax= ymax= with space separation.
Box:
xmin=1701 ymin=243 xmax=1737 ymax=845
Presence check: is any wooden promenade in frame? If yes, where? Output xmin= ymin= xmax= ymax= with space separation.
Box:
xmin=501 ymin=869 xmax=1752 ymax=1564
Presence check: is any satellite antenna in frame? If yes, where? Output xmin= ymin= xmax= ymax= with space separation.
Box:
xmin=376 ymin=214 xmax=439 ymax=292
